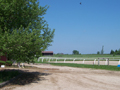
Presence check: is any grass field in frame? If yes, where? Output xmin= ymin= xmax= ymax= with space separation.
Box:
xmin=34 ymin=60 xmax=120 ymax=71
xmin=38 ymin=54 xmax=120 ymax=62
xmin=50 ymin=63 xmax=120 ymax=71
xmin=52 ymin=54 xmax=120 ymax=58
xmin=34 ymin=54 xmax=120 ymax=71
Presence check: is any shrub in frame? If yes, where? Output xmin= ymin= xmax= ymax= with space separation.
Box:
xmin=6 ymin=61 xmax=13 ymax=66
xmin=0 ymin=60 xmax=6 ymax=66
xmin=113 ymin=53 xmax=116 ymax=56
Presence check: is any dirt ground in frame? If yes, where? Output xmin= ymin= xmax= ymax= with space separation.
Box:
xmin=1 ymin=63 xmax=120 ymax=90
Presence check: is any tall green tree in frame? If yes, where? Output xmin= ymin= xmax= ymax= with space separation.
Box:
xmin=118 ymin=49 xmax=120 ymax=55
xmin=115 ymin=49 xmax=118 ymax=53
xmin=73 ymin=50 xmax=79 ymax=55
xmin=115 ymin=49 xmax=120 ymax=55
xmin=0 ymin=0 xmax=55 ymax=65
xmin=110 ymin=50 xmax=114 ymax=54
xmin=97 ymin=51 xmax=100 ymax=54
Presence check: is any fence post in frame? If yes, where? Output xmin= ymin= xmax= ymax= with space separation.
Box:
xmin=105 ymin=59 xmax=107 ymax=65
xmin=98 ymin=58 xmax=100 ymax=66
xmin=64 ymin=58 xmax=66 ymax=63
xmin=83 ymin=59 xmax=85 ymax=64
xmin=94 ymin=59 xmax=96 ymax=64
xmin=108 ymin=58 xmax=109 ymax=66
xmin=118 ymin=60 xmax=120 ymax=64
xmin=56 ymin=58 xmax=57 ymax=63
xmin=48 ymin=58 xmax=50 ymax=62
xmin=42 ymin=58 xmax=44 ymax=62
xmin=73 ymin=59 xmax=75 ymax=63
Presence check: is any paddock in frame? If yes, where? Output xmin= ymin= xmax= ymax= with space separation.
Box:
xmin=38 ymin=57 xmax=120 ymax=66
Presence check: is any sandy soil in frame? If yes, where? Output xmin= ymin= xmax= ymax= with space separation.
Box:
xmin=1 ymin=64 xmax=120 ymax=90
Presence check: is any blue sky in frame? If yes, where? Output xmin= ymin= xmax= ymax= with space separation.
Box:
xmin=39 ymin=0 xmax=120 ymax=54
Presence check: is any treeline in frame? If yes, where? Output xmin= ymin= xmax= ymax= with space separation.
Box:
xmin=110 ymin=49 xmax=120 ymax=55
xmin=72 ymin=50 xmax=81 ymax=55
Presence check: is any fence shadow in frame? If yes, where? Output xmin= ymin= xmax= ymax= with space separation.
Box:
xmin=0 ymin=69 xmax=51 ymax=88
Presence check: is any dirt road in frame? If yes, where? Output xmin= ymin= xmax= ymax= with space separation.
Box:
xmin=1 ymin=64 xmax=120 ymax=90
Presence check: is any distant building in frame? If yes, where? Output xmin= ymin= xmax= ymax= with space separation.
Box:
xmin=0 ymin=56 xmax=7 ymax=61
xmin=0 ymin=49 xmax=7 ymax=61
xmin=42 ymin=51 xmax=53 ymax=56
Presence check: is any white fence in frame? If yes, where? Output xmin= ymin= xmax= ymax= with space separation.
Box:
xmin=38 ymin=57 xmax=120 ymax=65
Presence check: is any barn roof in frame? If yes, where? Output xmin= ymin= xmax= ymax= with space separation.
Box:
xmin=42 ymin=51 xmax=53 ymax=53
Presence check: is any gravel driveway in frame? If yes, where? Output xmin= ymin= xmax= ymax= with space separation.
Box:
xmin=1 ymin=64 xmax=120 ymax=90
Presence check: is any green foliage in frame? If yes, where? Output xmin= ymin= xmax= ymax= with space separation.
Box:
xmin=73 ymin=50 xmax=79 ymax=55
xmin=113 ymin=53 xmax=116 ymax=56
xmin=110 ymin=50 xmax=114 ymax=54
xmin=115 ymin=49 xmax=118 ymax=53
xmin=0 ymin=0 xmax=48 ymax=33
xmin=110 ymin=49 xmax=120 ymax=55
xmin=6 ymin=61 xmax=13 ymax=66
xmin=97 ymin=51 xmax=100 ymax=54
xmin=0 ymin=0 xmax=55 ymax=63
xmin=0 ymin=60 xmax=6 ymax=65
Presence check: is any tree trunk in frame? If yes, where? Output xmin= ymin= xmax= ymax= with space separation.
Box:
xmin=17 ymin=62 xmax=21 ymax=68
xmin=22 ymin=63 xmax=24 ymax=68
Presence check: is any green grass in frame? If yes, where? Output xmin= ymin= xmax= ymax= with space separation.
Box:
xmin=52 ymin=54 xmax=120 ymax=58
xmin=34 ymin=58 xmax=120 ymax=71
xmin=35 ymin=60 xmax=47 ymax=63
xmin=0 ymin=70 xmax=20 ymax=83
xmin=49 ymin=63 xmax=120 ymax=71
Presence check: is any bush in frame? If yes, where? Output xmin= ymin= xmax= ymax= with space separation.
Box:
xmin=0 ymin=60 xmax=6 ymax=66
xmin=6 ymin=61 xmax=13 ymax=66
xmin=113 ymin=53 xmax=116 ymax=56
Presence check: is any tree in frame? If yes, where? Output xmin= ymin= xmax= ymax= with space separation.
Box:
xmin=0 ymin=0 xmax=48 ymax=33
xmin=110 ymin=50 xmax=114 ymax=54
xmin=115 ymin=49 xmax=118 ymax=53
xmin=97 ymin=51 xmax=100 ymax=54
xmin=115 ymin=49 xmax=120 ymax=55
xmin=73 ymin=50 xmax=79 ymax=55
xmin=0 ymin=0 xmax=55 ymax=67
xmin=101 ymin=46 xmax=104 ymax=54
xmin=117 ymin=49 xmax=120 ymax=55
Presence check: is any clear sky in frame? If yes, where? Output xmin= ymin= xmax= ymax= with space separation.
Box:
xmin=39 ymin=0 xmax=120 ymax=54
